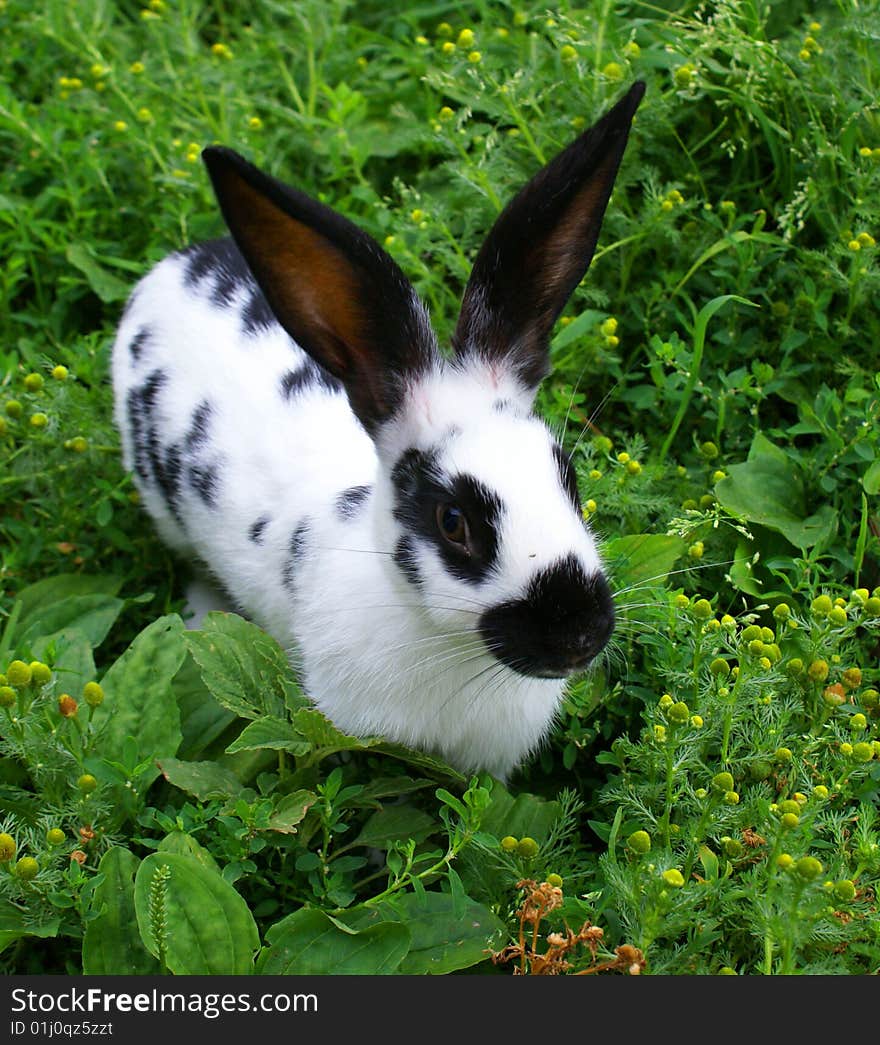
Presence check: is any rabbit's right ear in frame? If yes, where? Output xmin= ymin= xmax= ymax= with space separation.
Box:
xmin=202 ymin=148 xmax=438 ymax=435
xmin=453 ymin=81 xmax=645 ymax=394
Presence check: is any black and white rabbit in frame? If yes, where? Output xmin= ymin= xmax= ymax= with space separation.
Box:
xmin=112 ymin=81 xmax=645 ymax=781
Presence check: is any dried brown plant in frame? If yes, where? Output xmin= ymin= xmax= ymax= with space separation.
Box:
xmin=491 ymin=879 xmax=646 ymax=975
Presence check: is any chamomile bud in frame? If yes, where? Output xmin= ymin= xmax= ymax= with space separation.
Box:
xmin=627 ymin=830 xmax=651 ymax=854
xmin=15 ymin=857 xmax=39 ymax=881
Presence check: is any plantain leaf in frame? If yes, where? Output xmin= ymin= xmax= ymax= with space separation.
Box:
xmin=158 ymin=831 xmax=222 ymax=874
xmin=352 ymin=892 xmax=504 ymax=974
xmin=11 ymin=573 xmax=122 ymax=633
xmin=258 ymin=907 xmax=410 ymax=975
xmin=16 ymin=594 xmax=125 ymax=650
xmin=91 ymin=615 xmax=186 ymax=787
xmin=478 ymin=782 xmax=561 ymax=844
xmin=83 ymin=848 xmax=159 ymax=975
xmin=134 ymin=852 xmax=259 ymax=975
xmin=715 ymin=432 xmax=837 ymax=550
xmin=0 ymin=900 xmax=59 ymax=955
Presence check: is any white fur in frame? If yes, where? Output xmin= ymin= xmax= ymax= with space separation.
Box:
xmin=112 ymin=253 xmax=608 ymax=781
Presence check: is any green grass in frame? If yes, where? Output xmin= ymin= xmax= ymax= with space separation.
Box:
xmin=1 ymin=0 xmax=878 ymax=976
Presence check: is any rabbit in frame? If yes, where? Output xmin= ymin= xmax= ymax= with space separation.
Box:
xmin=112 ymin=80 xmax=645 ymax=782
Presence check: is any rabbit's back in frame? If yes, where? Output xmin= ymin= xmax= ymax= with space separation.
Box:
xmin=111 ymin=239 xmax=376 ymax=627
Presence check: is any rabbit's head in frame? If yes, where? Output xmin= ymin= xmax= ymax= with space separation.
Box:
xmin=201 ymin=82 xmax=644 ymax=686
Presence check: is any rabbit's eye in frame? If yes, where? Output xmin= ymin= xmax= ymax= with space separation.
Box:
xmin=436 ymin=503 xmax=468 ymax=547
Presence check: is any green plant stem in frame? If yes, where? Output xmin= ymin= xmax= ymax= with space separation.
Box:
xmin=658 ymin=295 xmax=756 ymax=463
xmin=659 ymin=744 xmax=675 ymax=846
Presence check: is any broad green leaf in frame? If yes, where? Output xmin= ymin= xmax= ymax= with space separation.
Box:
xmin=17 ymin=594 xmax=125 ymax=650
xmin=158 ymin=831 xmax=221 ymax=873
xmin=351 ymin=805 xmax=438 ymax=850
xmin=550 ymin=308 xmax=605 ymax=352
xmin=729 ymin=539 xmax=763 ymax=596
xmin=66 ymin=243 xmax=131 ymax=302
xmin=185 ymin=612 xmax=292 ymax=720
xmin=92 ymin=615 xmax=186 ymax=787
xmin=157 ymin=757 xmax=244 ymax=800
xmin=362 ymin=892 xmax=504 ymax=974
xmin=370 ymin=741 xmax=467 ymax=784
xmin=292 ymin=707 xmax=383 ymax=754
xmin=0 ymin=785 xmax=41 ymax=819
xmin=348 ymin=120 xmax=426 ymax=160
xmin=606 ymin=534 xmax=687 ymax=604
xmin=30 ymin=628 xmax=96 ymax=698
xmin=716 ymin=433 xmax=836 ymax=549
xmin=862 ymin=458 xmax=880 ymax=496
xmin=83 ymin=848 xmax=159 ymax=975
xmin=0 ymin=899 xmax=59 ymax=954
xmin=259 ymin=907 xmax=410 ymax=975
xmin=226 ymin=715 xmax=311 ymax=756
xmin=478 ymin=783 xmax=561 ymax=844
xmin=173 ymin=652 xmax=237 ymax=761
xmin=134 ymin=852 xmax=259 ymax=975
xmin=267 ymin=789 xmax=317 ymax=833
xmin=11 ymin=573 xmax=122 ymax=632
xmin=360 ymin=775 xmax=439 ymax=800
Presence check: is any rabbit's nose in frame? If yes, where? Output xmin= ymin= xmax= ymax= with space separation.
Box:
xmin=478 ymin=555 xmax=615 ymax=679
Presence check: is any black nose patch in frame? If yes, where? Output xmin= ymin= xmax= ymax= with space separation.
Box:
xmin=479 ymin=554 xmax=615 ymax=678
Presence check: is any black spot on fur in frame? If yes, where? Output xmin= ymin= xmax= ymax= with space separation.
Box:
xmin=137 ymin=369 xmax=168 ymax=485
xmin=155 ymin=442 xmax=183 ymax=520
xmin=241 ymin=287 xmax=278 ymax=335
xmin=129 ymin=327 xmax=151 ymax=361
xmin=336 ymin=484 xmax=372 ymax=520
xmin=125 ymin=369 xmax=186 ymax=522
xmin=188 ymin=463 xmax=219 ymax=508
xmin=552 ymin=443 xmax=581 ymax=512
xmin=391 ymin=448 xmax=501 ymax=584
xmin=126 ymin=386 xmax=147 ymax=480
xmin=281 ymin=520 xmax=310 ymax=590
xmin=479 ymin=554 xmax=614 ymax=678
xmin=249 ymin=515 xmax=270 ymax=544
xmin=493 ymin=398 xmax=514 ymax=413
xmin=185 ymin=400 xmax=213 ymax=450
xmin=183 ymin=238 xmax=249 ymax=307
xmin=125 ymin=371 xmax=221 ymax=521
xmin=138 ymin=368 xmax=167 ymax=414
xmin=184 ymin=238 xmax=280 ymax=338
xmin=279 ymin=362 xmax=342 ymax=400
xmin=393 ymin=536 xmax=421 ymax=588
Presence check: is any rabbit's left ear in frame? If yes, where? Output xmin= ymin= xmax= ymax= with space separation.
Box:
xmin=453 ymin=81 xmax=645 ymax=392
xmin=201 ymin=147 xmax=438 ymax=435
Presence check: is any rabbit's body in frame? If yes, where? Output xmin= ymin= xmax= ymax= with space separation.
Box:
xmin=113 ymin=240 xmax=375 ymax=638
xmin=113 ymin=82 xmax=645 ymax=780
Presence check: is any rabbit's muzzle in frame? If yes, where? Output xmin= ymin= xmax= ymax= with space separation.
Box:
xmin=478 ymin=554 xmax=615 ymax=679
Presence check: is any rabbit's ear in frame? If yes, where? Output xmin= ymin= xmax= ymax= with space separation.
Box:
xmin=202 ymin=147 xmax=438 ymax=434
xmin=453 ymin=81 xmax=645 ymax=392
